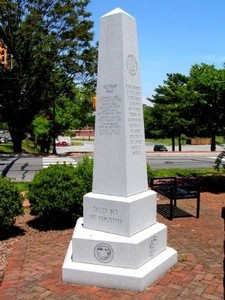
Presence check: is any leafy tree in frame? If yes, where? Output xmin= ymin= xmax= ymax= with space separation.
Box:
xmin=148 ymin=73 xmax=189 ymax=151
xmin=188 ymin=64 xmax=225 ymax=151
xmin=143 ymin=105 xmax=155 ymax=138
xmin=31 ymin=84 xmax=95 ymax=154
xmin=0 ymin=0 xmax=97 ymax=152
xmin=32 ymin=115 xmax=52 ymax=154
xmin=146 ymin=65 xmax=225 ymax=152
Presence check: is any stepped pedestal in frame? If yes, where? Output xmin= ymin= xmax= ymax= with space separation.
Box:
xmin=63 ymin=218 xmax=176 ymax=291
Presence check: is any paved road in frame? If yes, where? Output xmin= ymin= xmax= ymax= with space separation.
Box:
xmin=1 ymin=155 xmax=43 ymax=182
xmin=0 ymin=142 xmax=224 ymax=182
xmin=146 ymin=153 xmax=218 ymax=169
xmin=57 ymin=141 xmax=224 ymax=154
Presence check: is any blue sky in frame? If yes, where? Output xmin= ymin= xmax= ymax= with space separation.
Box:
xmin=88 ymin=0 xmax=225 ymax=104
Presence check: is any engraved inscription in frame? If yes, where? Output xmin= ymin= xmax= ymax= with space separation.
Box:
xmin=97 ymin=81 xmax=144 ymax=154
xmin=149 ymin=236 xmax=157 ymax=256
xmin=97 ymin=84 xmax=122 ymax=136
xmin=94 ymin=243 xmax=114 ymax=263
xmin=89 ymin=205 xmax=123 ymax=225
xmin=126 ymin=84 xmax=144 ymax=155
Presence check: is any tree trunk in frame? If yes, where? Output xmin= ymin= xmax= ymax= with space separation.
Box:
xmin=178 ymin=135 xmax=182 ymax=151
xmin=211 ymin=133 xmax=216 ymax=151
xmin=10 ymin=129 xmax=24 ymax=153
xmin=172 ymin=133 xmax=175 ymax=151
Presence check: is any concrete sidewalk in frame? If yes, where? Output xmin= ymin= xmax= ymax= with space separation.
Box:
xmin=0 ymin=192 xmax=224 ymax=299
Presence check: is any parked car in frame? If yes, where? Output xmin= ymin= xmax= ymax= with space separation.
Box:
xmin=153 ymin=144 xmax=168 ymax=151
xmin=4 ymin=136 xmax=12 ymax=143
xmin=56 ymin=140 xmax=69 ymax=147
xmin=0 ymin=137 xmax=5 ymax=144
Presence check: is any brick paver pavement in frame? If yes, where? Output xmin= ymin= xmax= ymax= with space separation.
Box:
xmin=0 ymin=192 xmax=224 ymax=299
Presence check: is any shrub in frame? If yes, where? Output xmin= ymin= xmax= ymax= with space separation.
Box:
xmin=28 ymin=156 xmax=93 ymax=221
xmin=0 ymin=176 xmax=24 ymax=227
xmin=214 ymin=149 xmax=225 ymax=171
xmin=147 ymin=163 xmax=154 ymax=184
xmin=74 ymin=156 xmax=93 ymax=202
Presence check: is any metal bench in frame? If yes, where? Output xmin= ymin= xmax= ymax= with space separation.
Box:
xmin=150 ymin=177 xmax=200 ymax=220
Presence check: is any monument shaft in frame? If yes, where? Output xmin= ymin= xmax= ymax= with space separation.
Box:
xmin=93 ymin=8 xmax=147 ymax=197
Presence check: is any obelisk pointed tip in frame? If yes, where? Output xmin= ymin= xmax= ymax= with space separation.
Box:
xmin=102 ymin=7 xmax=133 ymax=18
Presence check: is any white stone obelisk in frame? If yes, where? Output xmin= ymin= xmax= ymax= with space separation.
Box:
xmin=62 ymin=8 xmax=177 ymax=291
xmin=92 ymin=9 xmax=147 ymax=197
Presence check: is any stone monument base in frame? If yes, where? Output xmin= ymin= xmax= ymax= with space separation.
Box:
xmin=83 ymin=190 xmax=156 ymax=236
xmin=62 ymin=218 xmax=177 ymax=291
xmin=63 ymin=242 xmax=177 ymax=292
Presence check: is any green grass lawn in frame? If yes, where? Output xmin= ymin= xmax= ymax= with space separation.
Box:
xmin=0 ymin=141 xmax=39 ymax=154
xmin=0 ymin=143 xmax=14 ymax=153
xmin=145 ymin=136 xmax=225 ymax=146
xmin=151 ymin=167 xmax=221 ymax=178
xmin=0 ymin=139 xmax=84 ymax=154
xmin=13 ymin=167 xmax=224 ymax=193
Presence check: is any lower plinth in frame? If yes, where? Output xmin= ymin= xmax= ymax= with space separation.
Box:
xmin=62 ymin=241 xmax=177 ymax=292
xmin=62 ymin=218 xmax=177 ymax=291
xmin=62 ymin=190 xmax=177 ymax=291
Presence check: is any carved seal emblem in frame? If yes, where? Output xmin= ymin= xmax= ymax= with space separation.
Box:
xmin=149 ymin=236 xmax=157 ymax=256
xmin=126 ymin=54 xmax=138 ymax=76
xmin=94 ymin=243 xmax=114 ymax=263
